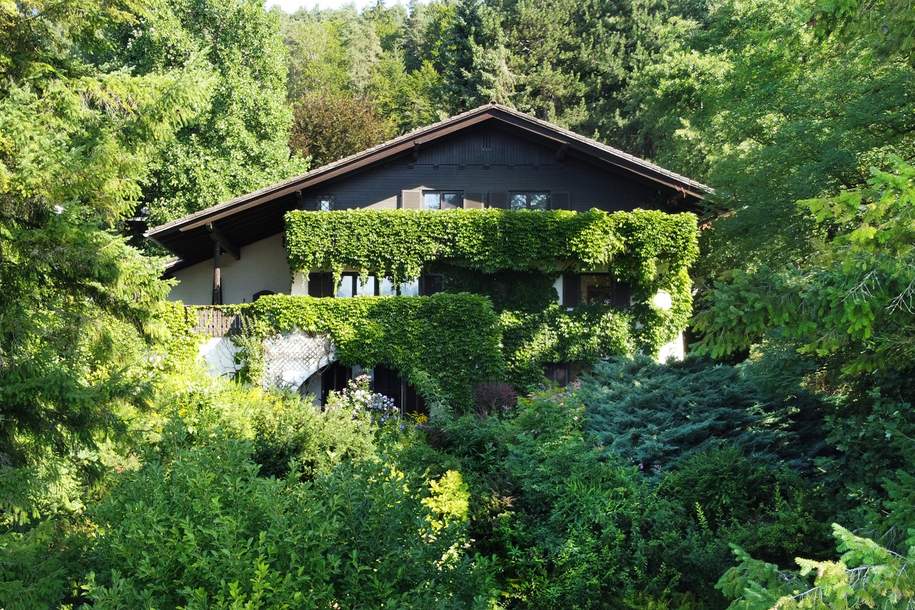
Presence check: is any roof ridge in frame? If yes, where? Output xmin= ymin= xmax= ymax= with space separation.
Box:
xmin=146 ymin=103 xmax=710 ymax=238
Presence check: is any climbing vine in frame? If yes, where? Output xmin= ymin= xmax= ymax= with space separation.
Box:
xmin=238 ymin=293 xmax=505 ymax=412
xmin=285 ymin=208 xmax=698 ymax=284
xmin=205 ymin=209 xmax=700 ymax=408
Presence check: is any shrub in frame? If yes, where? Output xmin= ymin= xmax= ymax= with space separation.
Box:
xmin=654 ymin=448 xmax=833 ymax=604
xmin=0 ymin=520 xmax=87 ymax=610
xmin=718 ymin=525 xmax=915 ymax=609
xmin=324 ymin=374 xmax=399 ymax=424
xmin=84 ymin=439 xmax=498 ymax=609
xmin=142 ymin=370 xmax=381 ymax=481
xmin=412 ymin=392 xmax=684 ymax=608
xmin=579 ymin=357 xmax=783 ymax=473
xmin=473 ymin=381 xmax=518 ymax=417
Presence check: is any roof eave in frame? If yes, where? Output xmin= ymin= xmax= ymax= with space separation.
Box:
xmin=145 ymin=103 xmax=711 ymax=241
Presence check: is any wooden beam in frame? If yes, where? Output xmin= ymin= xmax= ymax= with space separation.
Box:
xmin=177 ymin=113 xmax=496 ymax=233
xmin=211 ymin=240 xmax=223 ymax=305
xmin=207 ymin=222 xmax=240 ymax=260
xmin=555 ymin=143 xmax=568 ymax=161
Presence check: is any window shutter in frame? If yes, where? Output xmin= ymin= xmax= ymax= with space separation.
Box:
xmin=488 ymin=191 xmax=507 ymax=209
xmin=551 ymin=192 xmax=570 ymax=210
xmin=562 ymin=273 xmax=580 ymax=307
xmin=464 ymin=192 xmax=485 ymax=209
xmin=402 ymin=189 xmax=422 ymax=209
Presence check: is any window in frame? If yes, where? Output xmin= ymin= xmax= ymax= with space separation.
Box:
xmin=579 ymin=273 xmax=632 ymax=308
xmin=510 ymin=191 xmax=550 ymax=210
xmin=335 ymin=273 xmax=376 ymax=298
xmin=307 ymin=272 xmax=335 ymax=297
xmin=581 ymin=274 xmax=614 ymax=305
xmin=317 ymin=195 xmax=335 ymax=211
xmin=419 ymin=274 xmax=443 ymax=296
xmin=423 ymin=191 xmax=462 ymax=210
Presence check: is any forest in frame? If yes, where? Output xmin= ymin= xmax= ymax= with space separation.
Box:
xmin=0 ymin=0 xmax=913 ymax=607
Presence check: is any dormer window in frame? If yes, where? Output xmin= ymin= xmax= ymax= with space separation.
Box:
xmin=510 ymin=191 xmax=550 ymax=210
xmin=318 ymin=195 xmax=335 ymax=211
xmin=423 ymin=191 xmax=462 ymax=210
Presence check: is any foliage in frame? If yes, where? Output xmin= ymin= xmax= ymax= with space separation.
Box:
xmin=236 ymin=292 xmax=683 ymax=403
xmin=472 ymin=382 xmax=518 ymax=417
xmin=285 ymin=208 xmax=698 ymax=364
xmin=280 ymin=7 xmax=353 ymax=99
xmin=0 ymin=519 xmax=87 ymax=610
xmin=84 ymin=438 xmax=497 ymax=609
xmin=694 ymin=163 xmax=915 ymax=376
xmin=0 ymin=0 xmax=211 ymax=465
xmin=250 ymin=387 xmax=380 ymax=480
xmin=626 ymin=0 xmax=915 ymax=274
xmin=324 ymin=374 xmax=400 ymax=425
xmin=499 ymin=305 xmax=636 ymax=388
xmin=5 ymin=0 xmax=915 ymax=608
xmin=719 ymin=524 xmax=915 ymax=609
xmin=579 ymin=357 xmax=782 ymax=473
xmin=434 ymin=265 xmax=559 ymax=312
xmin=418 ymin=392 xmax=678 ymax=608
xmin=113 ymin=0 xmax=306 ymax=225
xmin=657 ymin=448 xmax=833 ymax=601
xmin=290 ymin=91 xmax=393 ymax=167
xmin=285 ymin=208 xmax=698 ymax=285
xmin=815 ymin=372 xmax=915 ymax=535
xmin=240 ymin=293 xmax=506 ymax=412
xmin=277 ymin=0 xmax=691 ymax=143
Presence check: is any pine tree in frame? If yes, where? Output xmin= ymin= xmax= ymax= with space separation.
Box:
xmin=0 ymin=0 xmax=212 ymax=464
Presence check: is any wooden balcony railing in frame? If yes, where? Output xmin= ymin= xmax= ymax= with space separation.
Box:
xmin=191 ymin=307 xmax=243 ymax=337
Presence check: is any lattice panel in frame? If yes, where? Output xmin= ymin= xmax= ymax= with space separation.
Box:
xmin=262 ymin=332 xmax=336 ymax=390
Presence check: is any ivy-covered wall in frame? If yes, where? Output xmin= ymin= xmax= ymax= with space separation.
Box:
xmin=285 ymin=208 xmax=699 ymax=352
xmin=238 ymin=293 xmax=506 ymax=411
xmin=285 ymin=208 xmax=698 ymax=286
xmin=199 ymin=208 xmax=699 ymax=411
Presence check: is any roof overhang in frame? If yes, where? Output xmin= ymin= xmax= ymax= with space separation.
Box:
xmin=146 ymin=104 xmax=712 ymax=268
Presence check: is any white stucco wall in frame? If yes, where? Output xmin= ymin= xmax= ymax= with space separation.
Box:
xmin=168 ymin=233 xmax=291 ymax=305
xmin=657 ymin=332 xmax=686 ymax=363
xmin=199 ymin=337 xmax=241 ymax=378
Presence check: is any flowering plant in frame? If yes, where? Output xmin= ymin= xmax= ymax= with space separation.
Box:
xmin=326 ymin=375 xmax=399 ymax=424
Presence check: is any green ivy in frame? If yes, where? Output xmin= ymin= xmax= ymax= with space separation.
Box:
xmin=221 ymin=294 xmax=666 ymax=406
xmin=214 ymin=209 xmax=699 ymax=407
xmin=285 ymin=208 xmax=698 ymax=354
xmin=432 ymin=264 xmax=559 ymax=312
xmin=500 ymin=305 xmax=635 ymax=388
xmin=284 ymin=208 xmax=699 ymax=286
xmin=237 ymin=293 xmax=506 ymax=412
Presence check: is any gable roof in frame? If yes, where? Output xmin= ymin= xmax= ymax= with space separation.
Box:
xmin=148 ymin=103 xmax=711 ymax=268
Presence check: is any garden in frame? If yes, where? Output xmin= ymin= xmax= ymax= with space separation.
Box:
xmin=1 ymin=0 xmax=913 ymax=608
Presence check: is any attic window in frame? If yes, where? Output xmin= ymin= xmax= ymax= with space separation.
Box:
xmin=510 ymin=191 xmax=550 ymax=211
xmin=423 ymin=191 xmax=462 ymax=210
xmin=318 ymin=195 xmax=335 ymax=211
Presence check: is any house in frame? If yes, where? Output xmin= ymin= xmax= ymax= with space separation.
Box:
xmin=147 ymin=103 xmax=708 ymax=409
